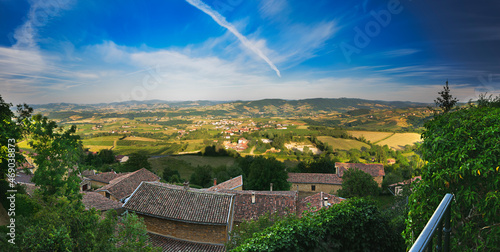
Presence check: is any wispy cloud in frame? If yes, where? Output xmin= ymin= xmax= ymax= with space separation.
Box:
xmin=185 ymin=0 xmax=281 ymax=77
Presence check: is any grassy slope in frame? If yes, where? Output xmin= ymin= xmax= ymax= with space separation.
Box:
xmin=377 ymin=133 xmax=422 ymax=150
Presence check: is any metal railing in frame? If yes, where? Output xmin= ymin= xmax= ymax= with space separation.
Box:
xmin=409 ymin=193 xmax=454 ymax=252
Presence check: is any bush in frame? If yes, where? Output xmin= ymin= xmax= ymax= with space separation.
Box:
xmin=337 ymin=168 xmax=379 ymax=198
xmin=404 ymin=106 xmax=500 ymax=251
xmin=233 ymin=198 xmax=404 ymax=251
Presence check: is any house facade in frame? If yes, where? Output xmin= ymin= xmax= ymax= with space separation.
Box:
xmin=123 ymin=181 xmax=235 ymax=246
xmin=287 ymin=172 xmax=343 ymax=193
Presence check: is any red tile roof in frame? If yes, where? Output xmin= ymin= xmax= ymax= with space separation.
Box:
xmin=148 ymin=233 xmax=225 ymax=252
xmin=123 ymin=182 xmax=234 ymax=225
xmin=87 ymin=171 xmax=128 ymax=184
xmin=96 ymin=168 xmax=160 ymax=201
xmin=298 ymin=192 xmax=345 ymax=216
xmin=207 ymin=175 xmax=243 ymax=191
xmin=335 ymin=162 xmax=385 ymax=177
xmin=221 ymin=190 xmax=297 ymax=222
xmin=82 ymin=192 xmax=123 ymax=211
xmin=287 ymin=173 xmax=343 ymax=185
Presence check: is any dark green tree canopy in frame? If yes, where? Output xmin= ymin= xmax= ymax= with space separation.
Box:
xmin=405 ymin=104 xmax=500 ymax=251
xmin=434 ymin=80 xmax=458 ymax=113
xmin=337 ymin=168 xmax=379 ymax=198
xmin=239 ymin=156 xmax=290 ymax=191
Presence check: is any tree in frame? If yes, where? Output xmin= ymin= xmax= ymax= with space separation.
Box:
xmin=189 ymin=165 xmax=213 ymax=188
xmin=0 ymin=95 xmax=28 ymax=180
xmin=233 ymin=198 xmax=404 ymax=251
xmin=27 ymin=114 xmax=83 ymax=201
xmin=404 ymin=104 xmax=500 ymax=251
xmin=337 ymin=169 xmax=379 ymax=198
xmin=122 ymin=152 xmax=151 ymax=172
xmin=99 ymin=149 xmax=116 ymax=164
xmin=242 ymin=156 xmax=290 ymax=191
xmin=434 ymin=80 xmax=458 ymax=113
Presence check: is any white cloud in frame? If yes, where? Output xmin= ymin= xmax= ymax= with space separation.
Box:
xmin=185 ymin=0 xmax=281 ymax=77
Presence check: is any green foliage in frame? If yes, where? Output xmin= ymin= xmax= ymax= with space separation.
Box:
xmin=239 ymin=156 xmax=290 ymax=191
xmin=296 ymin=156 xmax=338 ymax=173
xmin=227 ymin=211 xmax=298 ymax=250
xmin=27 ymin=114 xmax=83 ymax=202
xmin=337 ymin=169 xmax=379 ymax=198
xmin=162 ymin=165 xmax=181 ymax=183
xmin=121 ymin=152 xmax=152 ymax=172
xmin=0 ymin=94 xmax=26 ymax=180
xmin=404 ymin=106 xmax=500 ymax=251
xmin=117 ymin=213 xmax=160 ymax=252
xmin=0 ymin=195 xmax=160 ymax=252
xmin=434 ymin=80 xmax=458 ymax=113
xmin=232 ymin=198 xmax=404 ymax=251
xmin=189 ymin=165 xmax=213 ymax=188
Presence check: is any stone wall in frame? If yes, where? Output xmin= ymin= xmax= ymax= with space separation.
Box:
xmin=139 ymin=214 xmax=228 ymax=244
xmin=292 ymin=183 xmax=342 ymax=194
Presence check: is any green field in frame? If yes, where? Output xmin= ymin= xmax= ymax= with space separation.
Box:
xmin=148 ymin=155 xmax=236 ymax=180
xmin=317 ymin=136 xmax=370 ymax=150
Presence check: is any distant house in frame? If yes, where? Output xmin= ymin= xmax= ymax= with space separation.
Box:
xmin=115 ymin=155 xmax=129 ymax=163
xmin=387 ymin=158 xmax=396 ymax=165
xmin=95 ymin=168 xmax=160 ymax=202
xmin=123 ymin=182 xmax=234 ymax=249
xmin=207 ymin=175 xmax=243 ymax=192
xmin=335 ymin=162 xmax=385 ymax=187
xmin=287 ymin=173 xmax=343 ymax=194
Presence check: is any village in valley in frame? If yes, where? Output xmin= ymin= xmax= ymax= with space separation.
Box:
xmin=6 ymin=98 xmax=427 ymax=251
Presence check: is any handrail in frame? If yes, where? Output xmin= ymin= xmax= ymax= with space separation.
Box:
xmin=409 ymin=193 xmax=453 ymax=252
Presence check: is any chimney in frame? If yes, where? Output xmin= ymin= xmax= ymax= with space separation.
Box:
xmin=270 ymin=183 xmax=273 ymax=192
xmin=214 ymin=178 xmax=217 ymax=186
xmin=296 ymin=185 xmax=299 ymax=192
xmin=324 ymin=197 xmax=329 ymax=207
xmin=251 ymin=192 xmax=256 ymax=204
xmin=183 ymin=181 xmax=189 ymax=190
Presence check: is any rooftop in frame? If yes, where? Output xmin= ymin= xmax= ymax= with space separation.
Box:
xmin=148 ymin=233 xmax=225 ymax=252
xmin=335 ymin=162 xmax=385 ymax=177
xmin=207 ymin=175 xmax=243 ymax=192
xmin=87 ymin=171 xmax=128 ymax=184
xmin=123 ymin=182 xmax=234 ymax=225
xmin=82 ymin=192 xmax=123 ymax=211
xmin=287 ymin=172 xmax=342 ymax=185
xmin=96 ymin=168 xmax=160 ymax=200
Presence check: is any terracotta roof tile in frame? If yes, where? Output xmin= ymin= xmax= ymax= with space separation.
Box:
xmin=148 ymin=233 xmax=225 ymax=252
xmin=87 ymin=171 xmax=128 ymax=184
xmin=207 ymin=175 xmax=243 ymax=191
xmin=82 ymin=192 xmax=123 ymax=211
xmin=335 ymin=162 xmax=385 ymax=177
xmin=389 ymin=176 xmax=421 ymax=187
xmin=221 ymin=190 xmax=297 ymax=222
xmin=124 ymin=182 xmax=234 ymax=225
xmin=96 ymin=168 xmax=160 ymax=200
xmin=287 ymin=173 xmax=342 ymax=185
xmin=298 ymin=192 xmax=345 ymax=216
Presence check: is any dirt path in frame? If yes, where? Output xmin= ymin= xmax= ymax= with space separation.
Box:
xmin=0 ymin=203 xmax=9 ymax=226
xmin=249 ymin=146 xmax=256 ymax=155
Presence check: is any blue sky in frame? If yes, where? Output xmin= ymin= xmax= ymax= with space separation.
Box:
xmin=1 ymin=0 xmax=499 ymax=104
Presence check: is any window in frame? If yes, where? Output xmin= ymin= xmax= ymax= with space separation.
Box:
xmin=311 ymin=185 xmax=316 ymax=191
xmin=105 ymin=192 xmax=110 ymax=199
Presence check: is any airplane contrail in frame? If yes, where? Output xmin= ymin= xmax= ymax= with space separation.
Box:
xmin=185 ymin=0 xmax=281 ymax=77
